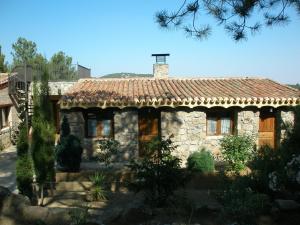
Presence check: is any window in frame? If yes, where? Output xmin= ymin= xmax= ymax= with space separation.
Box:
xmin=86 ymin=111 xmax=113 ymax=138
xmin=0 ymin=106 xmax=10 ymax=129
xmin=206 ymin=110 xmax=234 ymax=136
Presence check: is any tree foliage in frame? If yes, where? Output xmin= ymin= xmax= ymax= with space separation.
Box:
xmin=0 ymin=46 xmax=8 ymax=72
xmin=31 ymin=65 xmax=55 ymax=202
xmin=49 ymin=51 xmax=76 ymax=80
xmin=16 ymin=123 xmax=33 ymax=199
xmin=11 ymin=37 xmax=37 ymax=65
xmin=156 ymin=0 xmax=300 ymax=41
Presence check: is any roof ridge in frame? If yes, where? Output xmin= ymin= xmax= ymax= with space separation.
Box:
xmin=80 ymin=76 xmax=268 ymax=82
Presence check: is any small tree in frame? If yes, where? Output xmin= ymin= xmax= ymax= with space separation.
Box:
xmin=130 ymin=137 xmax=186 ymax=207
xmin=55 ymin=116 xmax=83 ymax=172
xmin=220 ymin=134 xmax=254 ymax=174
xmin=31 ymin=66 xmax=55 ymax=205
xmin=16 ymin=123 xmax=33 ymax=199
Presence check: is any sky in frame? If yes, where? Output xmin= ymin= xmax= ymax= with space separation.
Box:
xmin=0 ymin=0 xmax=300 ymax=84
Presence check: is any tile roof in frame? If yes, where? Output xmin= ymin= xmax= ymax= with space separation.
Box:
xmin=60 ymin=77 xmax=300 ymax=109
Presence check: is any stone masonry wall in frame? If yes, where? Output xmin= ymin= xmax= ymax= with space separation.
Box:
xmin=114 ymin=109 xmax=139 ymax=161
xmin=237 ymin=109 xmax=260 ymax=146
xmin=161 ymin=109 xmax=206 ymax=165
xmin=279 ymin=109 xmax=295 ymax=142
xmin=161 ymin=108 xmax=261 ymax=165
xmin=0 ymin=128 xmax=11 ymax=149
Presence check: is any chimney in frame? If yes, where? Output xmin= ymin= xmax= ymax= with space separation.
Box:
xmin=152 ymin=54 xmax=169 ymax=79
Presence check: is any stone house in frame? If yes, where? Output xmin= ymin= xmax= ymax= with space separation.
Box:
xmin=0 ymin=73 xmax=18 ymax=148
xmin=59 ymin=63 xmax=299 ymax=165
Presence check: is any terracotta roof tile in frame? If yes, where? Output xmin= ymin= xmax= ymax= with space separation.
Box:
xmin=60 ymin=77 xmax=300 ymax=109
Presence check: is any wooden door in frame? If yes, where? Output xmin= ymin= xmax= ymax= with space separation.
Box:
xmin=138 ymin=108 xmax=160 ymax=156
xmin=259 ymin=110 xmax=276 ymax=148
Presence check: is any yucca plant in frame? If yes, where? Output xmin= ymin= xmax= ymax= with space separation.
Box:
xmin=89 ymin=171 xmax=107 ymax=201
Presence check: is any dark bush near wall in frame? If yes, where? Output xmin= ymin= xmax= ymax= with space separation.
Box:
xmin=129 ymin=137 xmax=187 ymax=207
xmin=187 ymin=148 xmax=215 ymax=173
xmin=55 ymin=116 xmax=83 ymax=172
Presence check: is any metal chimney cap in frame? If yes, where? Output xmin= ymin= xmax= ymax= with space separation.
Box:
xmin=152 ymin=54 xmax=170 ymax=64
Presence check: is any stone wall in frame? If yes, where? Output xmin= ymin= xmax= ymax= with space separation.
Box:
xmin=279 ymin=109 xmax=295 ymax=142
xmin=161 ymin=109 xmax=206 ymax=165
xmin=114 ymin=109 xmax=139 ymax=161
xmin=60 ymin=106 xmax=295 ymax=166
xmin=237 ymin=108 xmax=260 ymax=145
xmin=0 ymin=127 xmax=11 ymax=149
xmin=161 ymin=107 xmax=261 ymax=165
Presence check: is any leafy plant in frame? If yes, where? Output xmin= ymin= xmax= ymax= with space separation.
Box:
xmin=220 ymin=134 xmax=254 ymax=174
xmin=89 ymin=171 xmax=105 ymax=187
xmin=249 ymin=145 xmax=283 ymax=193
xmin=97 ymin=139 xmax=120 ymax=167
xmin=129 ymin=136 xmax=187 ymax=207
xmin=91 ymin=186 xmax=107 ymax=201
xmin=219 ymin=177 xmax=270 ymax=225
xmin=55 ymin=116 xmax=83 ymax=172
xmin=89 ymin=172 xmax=107 ymax=201
xmin=16 ymin=123 xmax=33 ymax=199
xmin=187 ymin=148 xmax=215 ymax=173
xmin=69 ymin=207 xmax=89 ymax=225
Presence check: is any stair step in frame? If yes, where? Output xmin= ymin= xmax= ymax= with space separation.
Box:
xmin=43 ymin=197 xmax=107 ymax=209
xmin=55 ymin=181 xmax=93 ymax=192
xmin=47 ymin=191 xmax=87 ymax=200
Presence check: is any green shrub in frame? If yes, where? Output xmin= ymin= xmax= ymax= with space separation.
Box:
xmin=187 ymin=148 xmax=215 ymax=173
xmin=55 ymin=116 xmax=83 ymax=172
xmin=220 ymin=134 xmax=254 ymax=174
xmin=69 ymin=207 xmax=89 ymax=225
xmin=129 ymin=137 xmax=187 ymax=207
xmin=16 ymin=124 xmax=33 ymax=199
xmin=16 ymin=155 xmax=33 ymax=199
xmin=97 ymin=139 xmax=120 ymax=167
xmin=220 ymin=178 xmax=270 ymax=225
xmin=249 ymin=145 xmax=282 ymax=193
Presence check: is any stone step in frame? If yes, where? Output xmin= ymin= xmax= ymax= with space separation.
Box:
xmin=55 ymin=169 xmax=132 ymax=182
xmin=47 ymin=190 xmax=87 ymax=200
xmin=55 ymin=181 xmax=93 ymax=192
xmin=43 ymin=197 xmax=107 ymax=209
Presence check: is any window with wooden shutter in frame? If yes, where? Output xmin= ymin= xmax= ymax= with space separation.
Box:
xmin=206 ymin=110 xmax=234 ymax=136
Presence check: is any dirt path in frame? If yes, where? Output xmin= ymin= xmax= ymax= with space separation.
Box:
xmin=0 ymin=146 xmax=17 ymax=193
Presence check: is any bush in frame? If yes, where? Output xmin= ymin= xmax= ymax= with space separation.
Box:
xmin=55 ymin=116 xmax=83 ymax=172
xmin=220 ymin=134 xmax=254 ymax=174
xmin=16 ymin=154 xmax=33 ymax=199
xmin=187 ymin=148 xmax=215 ymax=173
xmin=16 ymin=124 xmax=33 ymax=199
xmin=220 ymin=184 xmax=270 ymax=225
xmin=217 ymin=169 xmax=270 ymax=224
xmin=97 ymin=139 xmax=120 ymax=167
xmin=249 ymin=145 xmax=282 ymax=193
xmin=129 ymin=137 xmax=187 ymax=207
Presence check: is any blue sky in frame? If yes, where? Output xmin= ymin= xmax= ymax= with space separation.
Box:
xmin=1 ymin=0 xmax=299 ymax=84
